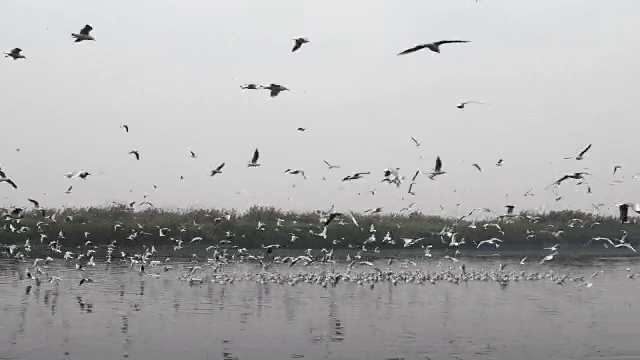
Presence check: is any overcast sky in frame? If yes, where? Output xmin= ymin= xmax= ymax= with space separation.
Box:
xmin=1 ymin=0 xmax=639 ymax=218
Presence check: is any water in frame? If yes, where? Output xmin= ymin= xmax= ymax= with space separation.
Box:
xmin=1 ymin=258 xmax=639 ymax=360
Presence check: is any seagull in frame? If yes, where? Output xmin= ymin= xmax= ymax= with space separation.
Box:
xmin=505 ymin=205 xmax=515 ymax=215
xmin=292 ymin=37 xmax=310 ymax=52
xmin=540 ymin=251 xmax=558 ymax=264
xmin=613 ymin=165 xmax=622 ymax=175
xmin=342 ymin=172 xmax=370 ymax=182
xmin=614 ymin=243 xmax=636 ymax=252
xmin=240 ymin=84 xmax=260 ymax=90
xmin=410 ymin=137 xmax=421 ymax=147
xmin=4 ymin=48 xmax=26 ymax=60
xmin=66 ymin=171 xmax=91 ymax=180
xmin=28 ymin=199 xmax=40 ymax=208
xmin=65 ymin=185 xmax=73 ymax=194
xmin=472 ymin=163 xmax=482 ymax=172
xmin=398 ymin=40 xmax=470 ymax=55
xmin=496 ymin=159 xmax=503 ymax=167
xmin=261 ymin=84 xmax=289 ymax=97
xmin=564 ymin=144 xmax=592 ymax=160
xmin=129 ymin=150 xmax=140 ymax=160
xmin=616 ymin=203 xmax=640 ymax=223
xmin=324 ymin=212 xmax=343 ymax=226
xmin=284 ymin=169 xmax=307 ymax=179
xmin=476 ymin=238 xmax=503 ymax=248
xmin=72 ymin=25 xmax=95 ymax=42
xmin=428 ymin=156 xmax=445 ymax=179
xmin=210 ymin=162 xmax=225 ymax=176
xmin=120 ymin=124 xmax=129 ymax=132
xmin=550 ymin=172 xmax=590 ymax=187
xmin=248 ymin=148 xmax=260 ymax=167
xmin=0 ymin=178 xmax=18 ymax=189
xmin=189 ymin=150 xmax=197 ymax=158
xmin=297 ymin=127 xmax=306 ymax=132
xmin=79 ymin=278 xmax=94 ymax=286
xmin=408 ymin=182 xmax=416 ymax=195
xmin=323 ymin=160 xmax=340 ymax=170
xmin=457 ymin=101 xmax=485 ymax=109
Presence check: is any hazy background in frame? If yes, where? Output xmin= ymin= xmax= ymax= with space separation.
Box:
xmin=1 ymin=0 xmax=639 ymax=217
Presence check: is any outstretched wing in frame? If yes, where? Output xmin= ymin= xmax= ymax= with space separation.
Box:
xmin=251 ymin=148 xmax=260 ymax=163
xmin=435 ymin=156 xmax=442 ymax=172
xmin=292 ymin=40 xmax=302 ymax=52
xmin=578 ymin=143 xmax=592 ymax=157
xmin=398 ymin=44 xmax=428 ymax=56
xmin=434 ymin=40 xmax=470 ymax=46
xmin=80 ymin=25 xmax=93 ymax=36
xmin=216 ymin=162 xmax=225 ymax=171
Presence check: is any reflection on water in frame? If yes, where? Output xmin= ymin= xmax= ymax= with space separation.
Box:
xmin=0 ymin=258 xmax=639 ymax=360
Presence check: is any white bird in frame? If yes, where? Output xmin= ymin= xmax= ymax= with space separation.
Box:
xmin=614 ymin=243 xmax=636 ymax=252
xmin=540 ymin=251 xmax=558 ymax=264
xmin=72 ymin=25 xmax=95 ymax=42
xmin=476 ymin=238 xmax=503 ymax=248
xmin=247 ymin=149 xmax=260 ymax=167
xmin=4 ymin=48 xmax=26 ymax=60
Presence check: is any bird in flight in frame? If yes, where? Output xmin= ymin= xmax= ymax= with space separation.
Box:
xmin=410 ymin=137 xmax=421 ymax=147
xmin=72 ymin=25 xmax=95 ymax=42
xmin=261 ymin=84 xmax=289 ymax=97
xmin=189 ymin=150 xmax=197 ymax=158
xmin=457 ymin=101 xmax=486 ymax=109
xmin=284 ymin=169 xmax=307 ymax=179
xmin=240 ymin=84 xmax=260 ymax=90
xmin=613 ymin=165 xmax=622 ymax=175
xmin=428 ymin=156 xmax=445 ymax=179
xmin=342 ymin=172 xmax=370 ymax=182
xmin=4 ymin=48 xmax=26 ymax=60
xmin=617 ymin=203 xmax=640 ymax=223
xmin=323 ymin=160 xmax=340 ymax=170
xmin=297 ymin=127 xmax=306 ymax=132
xmin=496 ymin=159 xmax=503 ymax=167
xmin=398 ymin=40 xmax=470 ymax=55
xmin=129 ymin=150 xmax=140 ymax=160
xmin=120 ymin=124 xmax=129 ymax=132
xmin=210 ymin=162 xmax=225 ymax=176
xmin=549 ymin=172 xmax=590 ymax=188
xmin=472 ymin=163 xmax=482 ymax=172
xmin=248 ymin=148 xmax=260 ymax=167
xmin=292 ymin=37 xmax=310 ymax=52
xmin=564 ymin=144 xmax=592 ymax=160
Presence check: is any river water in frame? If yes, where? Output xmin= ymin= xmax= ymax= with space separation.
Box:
xmin=0 ymin=257 xmax=639 ymax=360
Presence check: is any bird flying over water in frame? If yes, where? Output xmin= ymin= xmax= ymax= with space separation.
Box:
xmin=72 ymin=25 xmax=95 ymax=42
xmin=248 ymin=148 xmax=260 ymax=167
xmin=4 ymin=48 xmax=26 ymax=60
xmin=564 ymin=144 xmax=592 ymax=160
xmin=398 ymin=40 xmax=470 ymax=55
xmin=292 ymin=37 xmax=310 ymax=52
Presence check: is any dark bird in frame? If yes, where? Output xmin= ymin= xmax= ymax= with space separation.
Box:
xmin=79 ymin=278 xmax=94 ymax=286
xmin=410 ymin=137 xmax=421 ymax=147
xmin=72 ymin=25 xmax=95 ymax=42
xmin=496 ymin=159 xmax=503 ymax=167
xmin=248 ymin=148 xmax=260 ymax=167
xmin=613 ymin=165 xmax=622 ymax=175
xmin=28 ymin=199 xmax=40 ymax=208
xmin=505 ymin=205 xmax=515 ymax=214
xmin=4 ymin=48 xmax=26 ymax=60
xmin=472 ymin=163 xmax=482 ymax=172
xmin=0 ymin=168 xmax=5 ymax=178
xmin=297 ymin=127 xmax=307 ymax=132
xmin=457 ymin=101 xmax=485 ymax=109
xmin=129 ymin=150 xmax=140 ymax=160
xmin=292 ymin=37 xmax=310 ymax=52
xmin=189 ymin=150 xmax=197 ymax=158
xmin=550 ymin=172 xmax=590 ymax=187
xmin=428 ymin=156 xmax=445 ymax=179
xmin=564 ymin=144 xmax=592 ymax=160
xmin=210 ymin=162 xmax=225 ymax=176
xmin=120 ymin=124 xmax=129 ymax=132
xmin=324 ymin=212 xmax=343 ymax=226
xmin=398 ymin=40 xmax=470 ymax=55
xmin=342 ymin=172 xmax=370 ymax=182
xmin=261 ymin=84 xmax=289 ymax=97
xmin=0 ymin=178 xmax=18 ymax=189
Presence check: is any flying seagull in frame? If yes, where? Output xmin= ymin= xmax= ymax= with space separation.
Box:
xmin=261 ymin=84 xmax=289 ymax=97
xmin=189 ymin=150 xmax=197 ymax=158
xmin=129 ymin=150 xmax=140 ymax=160
xmin=72 ymin=25 xmax=95 ymax=42
xmin=549 ymin=172 xmax=590 ymax=187
xmin=65 ymin=185 xmax=73 ymax=194
xmin=4 ymin=48 xmax=26 ymax=60
xmin=284 ymin=169 xmax=307 ymax=179
xmin=248 ymin=148 xmax=260 ymax=167
xmin=398 ymin=40 xmax=470 ymax=55
xmin=428 ymin=156 xmax=445 ymax=179
xmin=323 ymin=160 xmax=340 ymax=170
xmin=297 ymin=127 xmax=306 ymax=132
xmin=496 ymin=159 xmax=503 ymax=167
xmin=472 ymin=163 xmax=482 ymax=172
xmin=120 ymin=124 xmax=129 ymax=132
xmin=210 ymin=162 xmax=225 ymax=176
xmin=410 ymin=137 xmax=421 ymax=147
xmin=457 ymin=101 xmax=485 ymax=109
xmin=292 ymin=37 xmax=310 ymax=52
xmin=66 ymin=171 xmax=91 ymax=180
xmin=617 ymin=203 xmax=640 ymax=223
xmin=241 ymin=84 xmax=260 ymax=90
xmin=342 ymin=172 xmax=370 ymax=182
xmin=564 ymin=144 xmax=592 ymax=160
xmin=28 ymin=199 xmax=40 ymax=208
xmin=613 ymin=165 xmax=622 ymax=175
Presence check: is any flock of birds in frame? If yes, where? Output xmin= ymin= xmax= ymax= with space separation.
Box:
xmin=2 ymin=23 xmax=640 ymax=290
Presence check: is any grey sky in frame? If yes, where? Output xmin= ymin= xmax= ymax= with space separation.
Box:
xmin=1 ymin=0 xmax=639 ymax=217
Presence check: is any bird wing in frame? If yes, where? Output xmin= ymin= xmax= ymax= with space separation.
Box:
xmin=216 ymin=162 xmax=225 ymax=171
xmin=80 ymin=25 xmax=93 ymax=35
xmin=398 ymin=44 xmax=429 ymax=55
xmin=292 ymin=41 xmax=302 ymax=52
xmin=251 ymin=149 xmax=260 ymax=163
xmin=435 ymin=156 xmax=442 ymax=172
xmin=578 ymin=143 xmax=592 ymax=157
xmin=28 ymin=199 xmax=39 ymax=207
xmin=555 ymin=175 xmax=570 ymax=185
xmin=434 ymin=40 xmax=470 ymax=46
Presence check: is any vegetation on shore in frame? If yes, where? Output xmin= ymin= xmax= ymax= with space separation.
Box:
xmin=1 ymin=205 xmax=637 ymax=258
